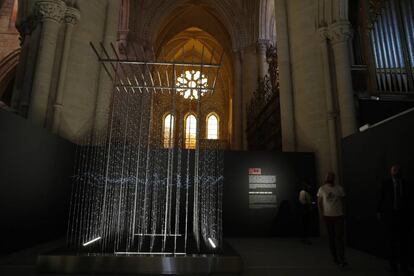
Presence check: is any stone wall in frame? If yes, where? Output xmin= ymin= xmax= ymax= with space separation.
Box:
xmin=58 ymin=0 xmax=119 ymax=142
xmin=11 ymin=0 xmax=119 ymax=143
xmin=286 ymin=0 xmax=331 ymax=183
xmin=10 ymin=0 xmax=357 ymax=182
xmin=275 ymin=0 xmax=356 ymax=185
xmin=0 ymin=0 xmax=19 ymax=60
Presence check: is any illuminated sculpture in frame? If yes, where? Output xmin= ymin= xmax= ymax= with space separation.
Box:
xmin=67 ymin=42 xmax=224 ymax=255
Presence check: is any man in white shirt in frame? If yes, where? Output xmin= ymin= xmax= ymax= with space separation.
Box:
xmin=317 ymin=172 xmax=347 ymax=267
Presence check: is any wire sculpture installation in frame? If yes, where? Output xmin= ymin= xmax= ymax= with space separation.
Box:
xmin=67 ymin=42 xmax=224 ymax=255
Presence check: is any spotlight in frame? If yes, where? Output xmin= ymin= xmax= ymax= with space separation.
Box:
xmin=208 ymin=237 xmax=216 ymax=249
xmin=359 ymin=124 xmax=370 ymax=132
xmin=83 ymin=237 xmax=101 ymax=246
xmin=370 ymin=96 xmax=380 ymax=101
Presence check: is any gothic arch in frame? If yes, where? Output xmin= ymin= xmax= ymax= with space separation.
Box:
xmin=0 ymin=49 xmax=20 ymax=107
xmin=157 ymin=27 xmax=232 ymax=145
xmin=127 ymin=0 xmax=251 ymax=50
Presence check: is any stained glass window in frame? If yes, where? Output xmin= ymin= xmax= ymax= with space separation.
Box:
xmin=176 ymin=70 xmax=208 ymax=100
xmin=207 ymin=114 xmax=218 ymax=139
xmin=163 ymin=114 xmax=174 ymax=148
xmin=185 ymin=114 xmax=197 ymax=149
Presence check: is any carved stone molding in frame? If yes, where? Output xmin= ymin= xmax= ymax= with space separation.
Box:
xmin=16 ymin=15 xmax=37 ymax=44
xmin=327 ymin=21 xmax=353 ymax=46
xmin=316 ymin=27 xmax=329 ymax=43
xmin=316 ymin=0 xmax=350 ymax=28
xmin=256 ymin=39 xmax=269 ymax=54
xmin=34 ymin=0 xmax=66 ymax=24
xmin=368 ymin=0 xmax=387 ymax=27
xmin=64 ymin=0 xmax=77 ymax=7
xmin=64 ymin=6 xmax=81 ymax=25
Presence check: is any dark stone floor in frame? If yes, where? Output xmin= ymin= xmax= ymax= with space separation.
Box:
xmin=0 ymin=238 xmax=405 ymax=275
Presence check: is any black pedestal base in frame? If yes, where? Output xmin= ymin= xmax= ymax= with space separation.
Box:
xmin=37 ymin=243 xmax=242 ymax=275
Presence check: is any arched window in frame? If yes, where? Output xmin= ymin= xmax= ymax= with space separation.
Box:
xmin=207 ymin=113 xmax=219 ymax=139
xmin=185 ymin=114 xmax=197 ymax=149
xmin=163 ymin=114 xmax=174 ymax=148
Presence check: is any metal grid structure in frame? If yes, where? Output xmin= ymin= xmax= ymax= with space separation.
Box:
xmin=67 ymin=42 xmax=225 ymax=255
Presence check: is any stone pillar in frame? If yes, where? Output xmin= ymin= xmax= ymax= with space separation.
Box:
xmin=52 ymin=6 xmax=80 ymax=134
xmin=11 ymin=17 xmax=35 ymax=111
xmin=318 ymin=27 xmax=339 ymax=177
xmin=93 ymin=0 xmax=120 ymax=137
xmin=17 ymin=17 xmax=40 ymax=117
xmin=232 ymin=50 xmax=243 ymax=150
xmin=329 ymin=21 xmax=357 ymax=137
xmin=27 ymin=0 xmax=66 ymax=127
xmin=256 ymin=39 xmax=269 ymax=79
xmin=275 ymin=0 xmax=296 ymax=152
xmin=118 ymin=0 xmax=129 ymax=49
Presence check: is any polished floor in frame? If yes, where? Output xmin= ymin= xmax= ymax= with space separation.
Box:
xmin=0 ymin=238 xmax=403 ymax=275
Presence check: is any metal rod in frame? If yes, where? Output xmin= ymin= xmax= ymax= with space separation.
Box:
xmin=212 ymin=51 xmax=225 ymax=90
xmin=385 ymin=1 xmax=401 ymax=92
xmin=110 ymin=43 xmax=138 ymax=95
xmin=389 ymin=1 xmax=404 ymax=93
xmin=99 ymin=42 xmax=130 ymax=95
xmin=90 ymin=42 xmax=114 ymax=81
xmin=115 ymin=85 xmax=216 ymax=91
xmin=98 ymin=59 xmax=221 ymax=68
xmin=374 ymin=22 xmax=387 ymax=91
xmin=395 ymin=0 xmax=414 ymax=90
xmin=379 ymin=11 xmax=393 ymax=91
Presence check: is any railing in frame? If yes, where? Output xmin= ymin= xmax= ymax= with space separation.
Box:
xmin=246 ymin=44 xmax=282 ymax=151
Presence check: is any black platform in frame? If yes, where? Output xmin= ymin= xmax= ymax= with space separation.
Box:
xmin=36 ymin=242 xmax=242 ymax=275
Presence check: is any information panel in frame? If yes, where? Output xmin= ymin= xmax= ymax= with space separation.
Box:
xmin=248 ymin=168 xmax=277 ymax=209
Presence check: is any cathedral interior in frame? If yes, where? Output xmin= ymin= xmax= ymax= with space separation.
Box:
xmin=0 ymin=0 xmax=414 ymax=275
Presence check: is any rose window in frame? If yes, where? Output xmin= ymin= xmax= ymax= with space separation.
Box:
xmin=176 ymin=70 xmax=208 ymax=100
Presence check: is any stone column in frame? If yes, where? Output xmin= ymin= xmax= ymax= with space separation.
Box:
xmin=17 ymin=17 xmax=41 ymax=117
xmin=93 ymin=0 xmax=120 ymax=137
xmin=27 ymin=0 xmax=66 ymax=127
xmin=256 ymin=39 xmax=269 ymax=79
xmin=232 ymin=50 xmax=243 ymax=150
xmin=329 ymin=21 xmax=357 ymax=137
xmin=11 ymin=17 xmax=35 ymax=112
xmin=118 ymin=0 xmax=129 ymax=49
xmin=52 ymin=6 xmax=80 ymax=134
xmin=275 ymin=0 xmax=296 ymax=152
xmin=318 ymin=27 xmax=339 ymax=176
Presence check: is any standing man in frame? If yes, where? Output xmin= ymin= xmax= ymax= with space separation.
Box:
xmin=317 ymin=172 xmax=347 ymax=267
xmin=377 ymin=165 xmax=412 ymax=274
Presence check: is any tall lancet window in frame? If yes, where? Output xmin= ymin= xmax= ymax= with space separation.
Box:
xmin=185 ymin=114 xmax=197 ymax=149
xmin=207 ymin=113 xmax=219 ymax=139
xmin=163 ymin=114 xmax=174 ymax=148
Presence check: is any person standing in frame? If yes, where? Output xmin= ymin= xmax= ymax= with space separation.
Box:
xmin=299 ymin=182 xmax=313 ymax=244
xmin=377 ymin=165 xmax=412 ymax=274
xmin=317 ymin=172 xmax=347 ymax=267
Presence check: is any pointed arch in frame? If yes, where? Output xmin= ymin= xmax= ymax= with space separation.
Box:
xmin=206 ymin=112 xmax=219 ymax=139
xmin=163 ymin=113 xmax=174 ymax=148
xmin=185 ymin=113 xmax=197 ymax=149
